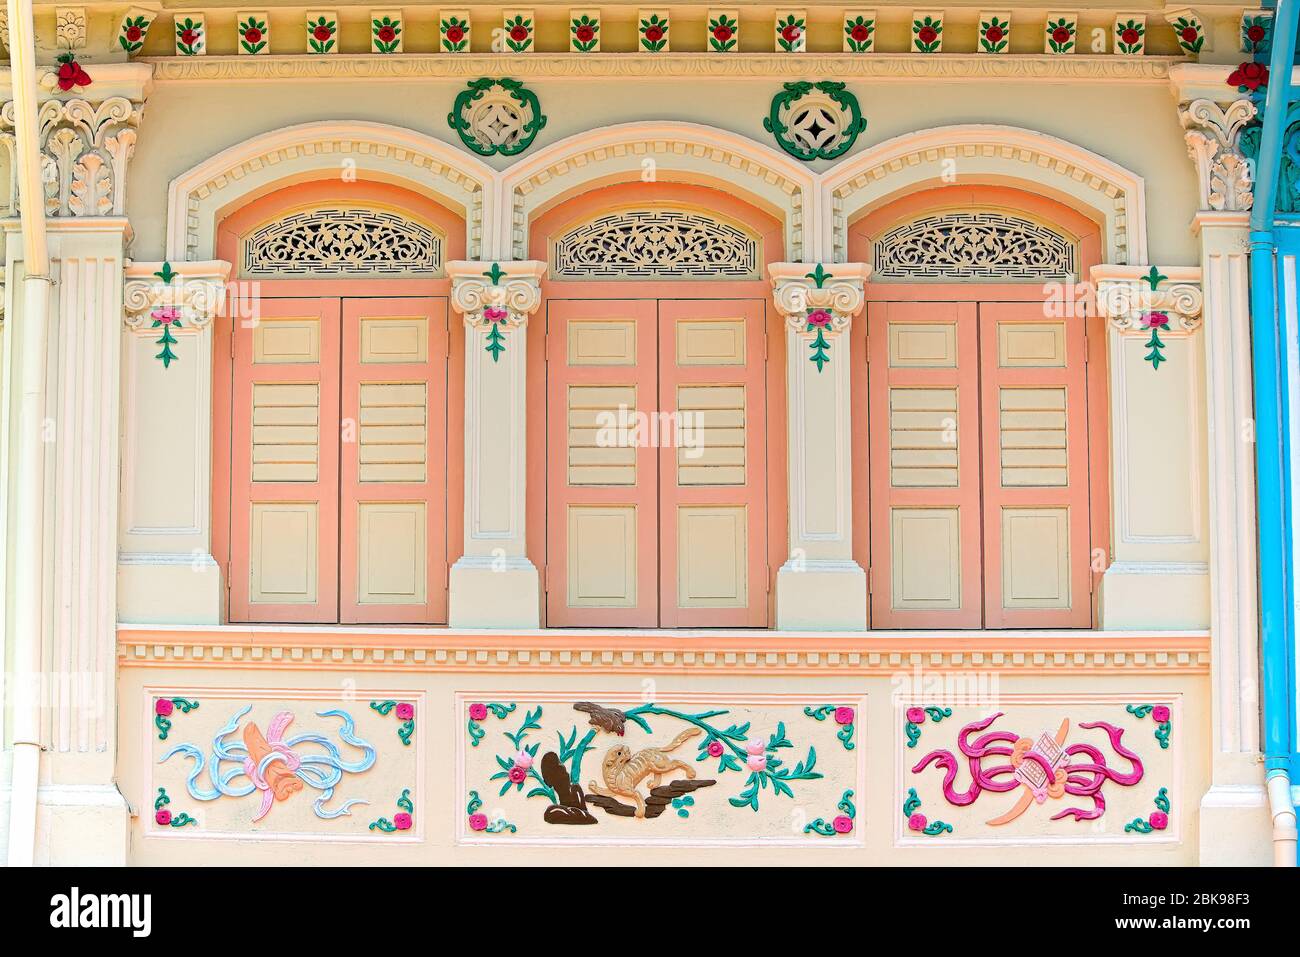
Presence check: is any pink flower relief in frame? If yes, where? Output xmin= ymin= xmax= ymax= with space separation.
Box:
xmin=745 ymin=737 xmax=767 ymax=755
xmin=806 ymin=309 xmax=833 ymax=328
xmin=155 ymin=698 xmax=174 ymax=717
xmin=832 ymin=815 xmax=853 ymax=834
xmin=393 ymin=812 xmax=412 ymax=831
xmin=468 ymin=812 xmax=488 ymax=832
xmin=706 ymin=739 xmax=724 ymax=758
xmin=1151 ymin=705 xmax=1171 ymax=724
xmin=468 ymin=702 xmax=488 ymax=722
xmin=1149 ymin=811 xmax=1169 ymax=830
xmin=513 ymin=749 xmax=534 ymax=770
xmin=155 ymin=809 xmax=172 ymax=826
xmin=1142 ymin=311 xmax=1170 ymax=329
xmin=906 ymin=707 xmax=926 ymax=725
xmin=833 ymin=706 xmax=855 ymax=726
xmin=746 ymin=753 xmax=767 ymax=772
xmin=508 ymin=765 xmax=528 ymax=784
xmin=483 ymin=307 xmax=508 ymax=323
xmin=907 ymin=812 xmax=928 ymax=832
xmin=395 ymin=702 xmax=414 ymax=721
xmin=151 ymin=307 xmax=180 ymax=326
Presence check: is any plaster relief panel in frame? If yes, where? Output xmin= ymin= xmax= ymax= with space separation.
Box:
xmin=459 ymin=694 xmax=864 ymax=844
xmin=897 ymin=695 xmax=1177 ymax=846
xmin=147 ymin=690 xmax=422 ymax=841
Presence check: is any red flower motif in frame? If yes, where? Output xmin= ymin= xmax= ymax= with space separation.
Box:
xmin=918 ymin=26 xmax=938 ymax=44
xmin=1247 ymin=25 xmax=1267 ymax=43
xmin=1181 ymin=27 xmax=1198 ymax=44
xmin=445 ymin=25 xmax=464 ymax=43
xmin=984 ymin=26 xmax=1004 ymax=43
xmin=56 ymin=59 xmax=92 ymax=92
xmin=377 ymin=25 xmax=396 ymax=43
xmin=832 ymin=815 xmax=854 ymax=833
xmin=781 ymin=25 xmax=802 ymax=43
xmin=1228 ymin=62 xmax=1269 ymax=92
xmin=508 ymin=765 xmax=528 ymax=784
xmin=1143 ymin=311 xmax=1170 ymax=329
xmin=851 ymin=24 xmax=871 ymax=42
xmin=706 ymin=739 xmax=724 ymax=757
xmin=1152 ymin=704 xmax=1171 ymax=723
xmin=180 ymin=29 xmax=199 ymax=46
xmin=313 ymin=25 xmax=332 ymax=42
xmin=393 ymin=812 xmax=412 ymax=830
xmin=645 ymin=25 xmax=665 ymax=42
xmin=155 ymin=809 xmax=172 ymax=826
xmin=244 ymin=27 xmax=263 ymax=43
xmin=510 ymin=25 xmax=529 ymax=42
xmin=395 ymin=702 xmax=414 ymax=721
xmin=906 ymin=706 xmax=926 ymax=724
xmin=907 ymin=812 xmax=928 ymax=832
xmin=1120 ymin=28 xmax=1140 ymax=45
xmin=806 ymin=309 xmax=832 ymax=327
xmin=483 ymin=306 xmax=508 ymax=323
xmin=468 ymin=702 xmax=488 ymax=721
xmin=576 ymin=25 xmax=595 ymax=43
xmin=712 ymin=25 xmax=733 ymax=42
xmin=125 ymin=26 xmax=143 ymax=42
xmin=1149 ymin=811 xmax=1168 ymax=830
xmin=155 ymin=698 xmax=174 ymax=717
xmin=834 ymin=706 xmax=855 ymax=726
xmin=1052 ymin=27 xmax=1071 ymax=44
xmin=468 ymin=812 xmax=488 ymax=831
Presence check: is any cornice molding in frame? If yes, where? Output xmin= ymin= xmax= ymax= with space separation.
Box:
xmin=116 ymin=626 xmax=1211 ymax=675
xmin=0 ymin=62 xmax=153 ymax=104
xmin=142 ymin=53 xmax=1182 ymax=84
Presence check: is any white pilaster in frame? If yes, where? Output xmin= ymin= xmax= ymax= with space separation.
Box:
xmin=769 ymin=262 xmax=869 ymax=630
xmin=447 ymin=260 xmax=545 ymax=628
xmin=1092 ymin=265 xmax=1211 ymax=629
xmin=118 ymin=260 xmax=230 ymax=624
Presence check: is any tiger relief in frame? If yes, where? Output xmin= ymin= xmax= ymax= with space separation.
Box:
xmin=588 ymin=728 xmax=700 ymax=818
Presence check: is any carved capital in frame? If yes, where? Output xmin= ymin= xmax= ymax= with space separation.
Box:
xmin=1179 ymin=98 xmax=1257 ymax=212
xmin=123 ymin=261 xmax=231 ymax=331
xmin=448 ymin=260 xmax=546 ymax=329
xmin=0 ymin=95 xmax=144 ymax=219
xmin=769 ymin=262 xmax=871 ymax=336
xmin=1091 ymin=265 xmax=1203 ymax=333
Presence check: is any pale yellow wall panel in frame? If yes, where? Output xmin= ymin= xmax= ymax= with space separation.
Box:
xmin=890 ymin=507 xmax=961 ymax=610
xmin=676 ymin=319 xmax=746 ymax=366
xmin=888 ymin=322 xmax=957 ymax=367
xmin=360 ymin=316 xmax=428 ymax=364
xmin=998 ymin=321 xmax=1067 ymax=367
xmin=356 ymin=502 xmax=427 ymax=604
xmin=253 ymin=317 xmax=321 ymax=364
xmin=567 ymin=319 xmax=637 ymax=365
xmin=249 ymin=502 xmax=318 ymax=603
xmin=567 ymin=505 xmax=637 ymax=607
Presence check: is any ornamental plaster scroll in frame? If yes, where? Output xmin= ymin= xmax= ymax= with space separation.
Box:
xmin=823 ymin=125 xmax=1146 ymax=266
xmin=1091 ymin=265 xmax=1203 ymax=334
xmin=143 ymin=53 xmax=1180 ymax=84
xmin=769 ymin=262 xmax=870 ymax=336
xmin=123 ymin=260 xmax=232 ymax=331
xmin=1179 ymin=98 xmax=1257 ymax=212
xmin=448 ymin=260 xmax=545 ymax=328
xmin=164 ymin=122 xmax=494 ymax=263
xmin=0 ymin=96 xmax=142 ymax=218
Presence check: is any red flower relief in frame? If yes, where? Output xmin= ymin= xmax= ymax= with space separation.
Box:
xmin=712 ymin=25 xmax=733 ymax=41
xmin=1181 ymin=26 xmax=1198 ymax=43
xmin=56 ymin=58 xmax=92 ymax=92
xmin=1120 ymin=28 xmax=1140 ymax=45
xmin=1248 ymin=24 xmax=1267 ymax=43
xmin=510 ymin=25 xmax=529 ymax=41
xmin=244 ymin=28 xmax=262 ymax=43
xmin=645 ymin=25 xmax=665 ymax=42
xmin=781 ymin=25 xmax=802 ymax=43
xmin=984 ymin=26 xmax=1004 ymax=43
xmin=917 ymin=26 xmax=938 ymax=44
xmin=575 ymin=25 xmax=595 ymax=42
xmin=180 ymin=29 xmax=199 ymax=46
xmin=125 ymin=26 xmax=143 ymax=42
xmin=850 ymin=24 xmax=871 ymax=42
xmin=1052 ymin=27 xmax=1071 ymax=43
xmin=377 ymin=26 xmax=396 ymax=42
xmin=446 ymin=25 xmax=464 ymax=43
xmin=1228 ymin=61 xmax=1269 ymax=91
xmin=313 ymin=26 xmax=332 ymax=42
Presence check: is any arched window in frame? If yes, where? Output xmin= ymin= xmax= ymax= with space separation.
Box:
xmin=240 ymin=206 xmax=444 ymax=278
xmin=550 ymin=207 xmax=761 ymax=280
xmin=871 ymin=210 xmax=1078 ymax=282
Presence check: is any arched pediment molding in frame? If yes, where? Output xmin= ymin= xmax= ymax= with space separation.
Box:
xmin=822 ymin=124 xmax=1147 ymax=266
xmin=165 ymin=121 xmax=495 ymax=261
xmin=498 ymin=121 xmax=817 ymax=261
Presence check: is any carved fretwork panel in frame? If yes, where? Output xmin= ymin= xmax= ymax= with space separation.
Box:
xmin=872 ymin=211 xmax=1077 ymax=282
xmin=241 ymin=207 xmax=444 ymax=278
xmin=551 ymin=209 xmax=760 ymax=280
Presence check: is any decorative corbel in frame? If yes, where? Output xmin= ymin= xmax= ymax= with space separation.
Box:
xmin=1165 ymin=8 xmax=1209 ymax=56
xmin=769 ymin=262 xmax=870 ymax=371
xmin=448 ymin=260 xmax=545 ymax=361
xmin=1092 ymin=265 xmax=1202 ymax=370
xmin=1179 ymin=98 xmax=1257 ymax=212
xmin=124 ymin=260 xmax=231 ymax=368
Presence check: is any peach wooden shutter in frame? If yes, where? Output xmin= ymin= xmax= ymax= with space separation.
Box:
xmin=339 ymin=298 xmax=449 ymax=623
xmin=229 ymin=298 xmax=341 ymax=622
xmin=978 ymin=302 xmax=1092 ymax=627
xmin=868 ymin=301 xmax=983 ymax=627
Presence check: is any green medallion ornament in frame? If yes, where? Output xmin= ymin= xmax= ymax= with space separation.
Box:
xmin=764 ymin=81 xmax=866 ymax=162
xmin=448 ymin=78 xmax=547 ymax=157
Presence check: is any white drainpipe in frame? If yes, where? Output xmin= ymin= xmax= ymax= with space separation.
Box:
xmin=1266 ymin=773 xmax=1297 ymax=867
xmin=5 ymin=0 xmax=51 ymax=868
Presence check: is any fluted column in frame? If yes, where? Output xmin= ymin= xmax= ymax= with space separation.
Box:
xmin=769 ymin=262 xmax=869 ymax=630
xmin=447 ymin=260 xmax=545 ymax=627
